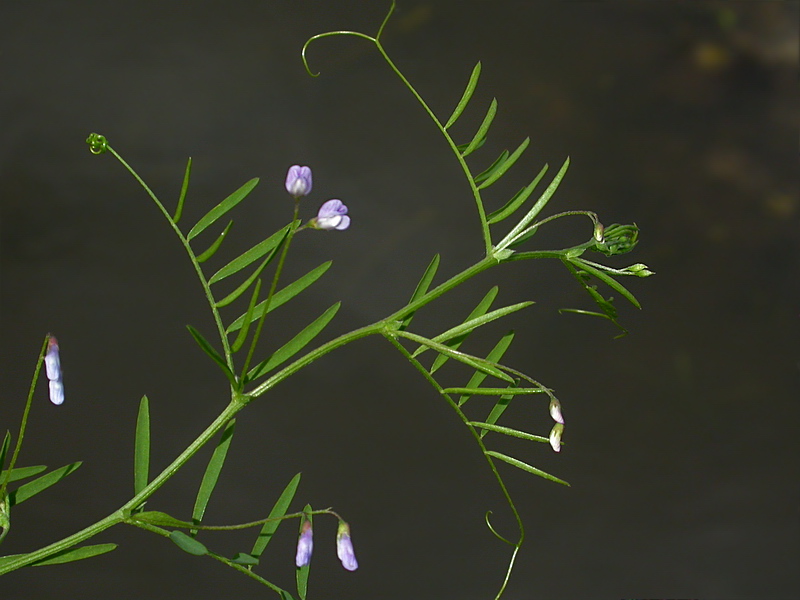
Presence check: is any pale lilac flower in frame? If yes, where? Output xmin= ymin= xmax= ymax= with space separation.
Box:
xmin=285 ymin=165 xmax=313 ymax=197
xmin=336 ymin=521 xmax=358 ymax=571
xmin=549 ymin=398 xmax=564 ymax=424
xmin=45 ymin=336 xmax=64 ymax=405
xmin=312 ymin=199 xmax=350 ymax=231
xmin=295 ymin=519 xmax=313 ymax=567
xmin=549 ymin=423 xmax=564 ymax=453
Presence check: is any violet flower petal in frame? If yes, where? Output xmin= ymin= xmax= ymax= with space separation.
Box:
xmin=295 ymin=520 xmax=313 ymax=567
xmin=45 ymin=336 xmax=64 ymax=405
xmin=336 ymin=522 xmax=358 ymax=571
xmin=315 ymin=199 xmax=350 ymax=231
xmin=285 ymin=165 xmax=313 ymax=197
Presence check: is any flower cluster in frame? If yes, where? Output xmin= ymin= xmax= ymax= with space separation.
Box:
xmin=548 ymin=398 xmax=564 ymax=452
xmin=285 ymin=165 xmax=350 ymax=231
xmin=44 ymin=335 xmax=64 ymax=405
xmin=295 ymin=518 xmax=358 ymax=572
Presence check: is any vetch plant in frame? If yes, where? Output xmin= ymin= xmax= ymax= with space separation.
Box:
xmin=0 ymin=3 xmax=653 ymax=598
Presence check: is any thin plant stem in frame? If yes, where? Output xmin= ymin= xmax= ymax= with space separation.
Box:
xmin=381 ymin=332 xmax=523 ymax=600
xmin=240 ymin=200 xmax=301 ymax=384
xmin=0 ymin=336 xmax=49 ymax=505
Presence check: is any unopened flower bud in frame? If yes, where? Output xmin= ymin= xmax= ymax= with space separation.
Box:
xmin=311 ymin=199 xmax=350 ymax=231
xmin=336 ymin=521 xmax=358 ymax=571
xmin=593 ymin=222 xmax=605 ymax=243
xmin=285 ymin=165 xmax=313 ymax=198
xmin=549 ymin=423 xmax=564 ymax=453
xmin=44 ymin=335 xmax=64 ymax=405
xmin=625 ymin=263 xmax=655 ymax=277
xmin=295 ymin=518 xmax=313 ymax=567
xmin=549 ymin=398 xmax=564 ymax=424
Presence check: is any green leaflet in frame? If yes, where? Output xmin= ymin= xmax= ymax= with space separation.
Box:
xmin=247 ymin=303 xmax=341 ymax=381
xmin=208 ymin=224 xmax=291 ymax=285
xmin=186 ymin=325 xmax=236 ymax=387
xmin=461 ymin=98 xmax=497 ymax=157
xmin=213 ymin=253 xmax=273 ymax=308
xmin=186 ymin=177 xmax=258 ymax=240
xmin=173 ymin=157 xmax=192 ymax=224
xmin=400 ymin=253 xmax=440 ymax=331
xmin=0 ymin=465 xmax=47 ymax=483
xmin=458 ymin=331 xmax=515 ymax=406
xmin=443 ymin=387 xmax=545 ymax=395
xmin=134 ymin=396 xmax=150 ymax=496
xmin=251 ymin=472 xmax=301 ymax=559
xmin=569 ymin=258 xmax=641 ymax=309
xmin=487 ymin=163 xmax=549 ymax=225
xmin=232 ymin=552 xmax=259 ymax=565
xmin=477 ymin=137 xmax=530 ymax=190
xmin=469 ymin=422 xmax=549 ymax=443
xmin=456 ymin=136 xmax=487 ymax=155
xmin=499 ymin=157 xmax=570 ymax=249
xmin=231 ymin=279 xmax=262 ymax=353
xmin=187 ymin=178 xmax=259 ymax=240
xmin=413 ymin=301 xmax=533 ymax=359
xmin=474 ymin=150 xmax=510 ymax=186
xmin=0 ymin=431 xmax=10 ymax=472
xmin=170 ymin=531 xmax=208 ymax=556
xmin=196 ymin=220 xmax=233 ymax=263
xmin=9 ymin=462 xmax=82 ymax=506
xmin=133 ymin=511 xmax=195 ymax=528
xmin=485 ymin=450 xmax=569 ymax=486
xmin=480 ymin=389 xmax=515 ymax=438
xmin=32 ymin=543 xmax=117 ymax=567
xmin=192 ymin=419 xmax=236 ymax=533
xmin=444 ymin=61 xmax=481 ymax=130
xmin=226 ymin=262 xmax=332 ymax=334
xmin=398 ymin=331 xmax=514 ymax=384
xmin=428 ymin=286 xmax=499 ymax=373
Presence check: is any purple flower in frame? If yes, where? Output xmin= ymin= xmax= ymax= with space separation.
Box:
xmin=313 ymin=199 xmax=350 ymax=231
xmin=549 ymin=423 xmax=564 ymax=453
xmin=336 ymin=521 xmax=358 ymax=571
xmin=285 ymin=165 xmax=313 ymax=198
xmin=44 ymin=335 xmax=64 ymax=405
xmin=295 ymin=519 xmax=313 ymax=567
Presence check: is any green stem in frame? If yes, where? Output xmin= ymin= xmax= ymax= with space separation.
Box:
xmin=106 ymin=146 xmax=234 ymax=373
xmin=0 ymin=398 xmax=243 ymax=575
xmin=381 ymin=333 xmax=523 ymax=600
xmin=240 ymin=201 xmax=301 ymax=383
xmin=302 ymin=23 xmax=492 ymax=255
xmin=128 ymin=520 xmax=288 ymax=598
xmin=372 ymin=39 xmax=492 ymax=255
xmin=0 ymin=336 xmax=49 ymax=502
xmin=247 ymin=256 xmax=497 ymax=399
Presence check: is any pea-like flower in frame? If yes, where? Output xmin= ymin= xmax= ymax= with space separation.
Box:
xmin=285 ymin=165 xmax=313 ymax=198
xmin=44 ymin=335 xmax=64 ymax=405
xmin=295 ymin=519 xmax=313 ymax=567
xmin=336 ymin=521 xmax=358 ymax=571
xmin=312 ymin=199 xmax=350 ymax=231
xmin=549 ymin=423 xmax=564 ymax=453
xmin=549 ymin=398 xmax=564 ymax=424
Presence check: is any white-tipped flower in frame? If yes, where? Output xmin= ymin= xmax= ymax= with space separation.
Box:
xmin=549 ymin=423 xmax=564 ymax=453
xmin=311 ymin=199 xmax=350 ymax=231
xmin=285 ymin=165 xmax=313 ymax=198
xmin=336 ymin=521 xmax=358 ymax=571
xmin=549 ymin=398 xmax=564 ymax=424
xmin=44 ymin=336 xmax=64 ymax=405
xmin=295 ymin=519 xmax=313 ymax=567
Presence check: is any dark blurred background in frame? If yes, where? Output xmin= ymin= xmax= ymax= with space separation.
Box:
xmin=1 ymin=1 xmax=797 ymax=599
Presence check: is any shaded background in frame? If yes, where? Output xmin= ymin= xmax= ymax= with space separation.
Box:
xmin=1 ymin=1 xmax=797 ymax=598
